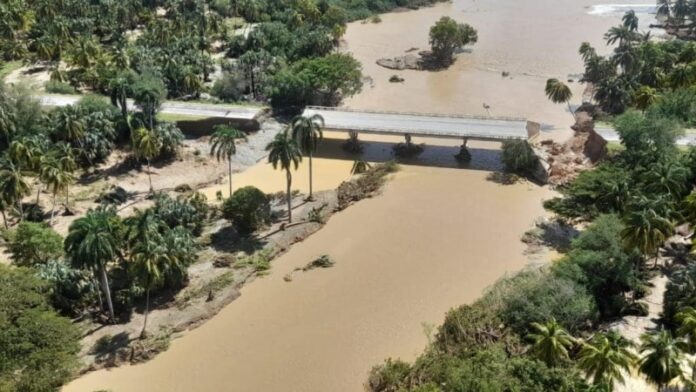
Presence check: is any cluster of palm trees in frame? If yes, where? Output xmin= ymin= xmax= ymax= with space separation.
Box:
xmin=528 ymin=314 xmax=696 ymax=391
xmin=0 ymin=138 xmax=76 ymax=228
xmin=65 ymin=203 xmax=196 ymax=337
xmin=210 ymin=114 xmax=324 ymax=224
xmin=658 ymin=0 xmax=696 ymax=36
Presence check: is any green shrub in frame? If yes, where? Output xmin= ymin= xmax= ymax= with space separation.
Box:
xmin=45 ymin=80 xmax=77 ymax=94
xmin=435 ymin=301 xmax=503 ymax=354
xmin=222 ymin=186 xmax=271 ymax=235
xmin=211 ymin=71 xmax=247 ymax=102
xmin=36 ymin=260 xmax=97 ymax=316
xmin=153 ymin=192 xmax=209 ymax=236
xmin=0 ymin=265 xmax=81 ymax=391
xmin=551 ymin=214 xmax=647 ymax=319
xmin=493 ymin=269 xmax=597 ymax=334
xmin=501 ymin=140 xmax=538 ymax=174
xmin=367 ymin=358 xmax=411 ymax=392
xmin=8 ymin=222 xmax=63 ymax=267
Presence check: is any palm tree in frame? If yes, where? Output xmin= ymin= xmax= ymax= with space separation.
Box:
xmin=605 ymin=25 xmax=639 ymax=46
xmin=579 ymin=42 xmax=597 ymax=62
xmin=622 ymin=10 xmax=640 ymax=32
xmin=266 ymin=131 xmax=302 ymax=223
xmin=676 ymin=307 xmax=696 ymax=389
xmin=545 ymin=78 xmax=574 ymax=120
xmin=52 ymin=105 xmax=86 ymax=143
xmin=209 ymin=125 xmax=246 ymax=197
xmin=578 ymin=331 xmax=637 ymax=390
xmin=65 ymin=207 xmax=122 ymax=321
xmin=351 ymin=159 xmax=371 ymax=175
xmin=131 ymin=127 xmax=162 ymax=193
xmin=0 ymin=159 xmax=30 ymax=222
xmin=290 ymin=114 xmax=324 ymax=200
xmin=638 ymin=330 xmax=685 ymax=391
xmin=527 ymin=318 xmax=576 ymax=367
xmin=53 ymin=143 xmax=77 ymax=212
xmin=130 ymin=233 xmax=170 ymax=338
xmin=621 ymin=207 xmax=674 ymax=267
xmin=634 ymin=86 xmax=658 ymax=112
xmin=39 ymin=155 xmax=74 ymax=225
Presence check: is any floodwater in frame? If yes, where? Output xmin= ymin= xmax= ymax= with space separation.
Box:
xmin=65 ymin=139 xmax=555 ymax=392
xmin=343 ymin=0 xmax=656 ymax=129
xmin=63 ymin=1 xmax=654 ymax=391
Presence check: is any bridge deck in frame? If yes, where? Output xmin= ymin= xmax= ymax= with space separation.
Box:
xmin=303 ymin=107 xmax=532 ymax=141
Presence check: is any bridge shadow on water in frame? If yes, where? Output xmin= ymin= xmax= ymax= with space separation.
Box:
xmin=313 ymin=136 xmax=506 ymax=173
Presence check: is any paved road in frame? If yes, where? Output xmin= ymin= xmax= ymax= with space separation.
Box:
xmin=38 ymin=94 xmax=264 ymax=121
xmin=303 ymin=106 xmax=531 ymax=141
xmin=596 ymin=127 xmax=696 ymax=146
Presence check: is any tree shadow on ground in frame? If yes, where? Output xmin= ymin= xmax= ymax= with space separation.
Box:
xmin=211 ymin=225 xmax=266 ymax=254
xmin=89 ymin=331 xmax=131 ymax=365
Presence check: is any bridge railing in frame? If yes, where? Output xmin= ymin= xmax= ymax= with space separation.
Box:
xmin=305 ymin=106 xmax=527 ymax=123
xmin=321 ymin=124 xmax=527 ymax=141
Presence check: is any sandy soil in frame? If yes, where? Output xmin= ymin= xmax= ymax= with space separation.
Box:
xmin=342 ymin=0 xmax=657 ymax=130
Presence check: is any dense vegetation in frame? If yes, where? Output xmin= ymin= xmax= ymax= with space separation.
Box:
xmin=0 ymin=0 xmax=444 ymax=110
xmin=579 ymin=9 xmax=696 ymax=119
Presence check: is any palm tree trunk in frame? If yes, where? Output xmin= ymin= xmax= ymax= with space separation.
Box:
xmin=140 ymin=288 xmax=150 ymax=339
xmin=17 ymin=200 xmax=23 ymax=222
xmin=100 ymin=266 xmax=115 ymax=321
xmin=308 ymin=153 xmax=313 ymax=200
xmin=147 ymin=159 xmax=153 ymax=193
xmin=228 ymin=158 xmax=233 ymax=197
xmin=50 ymin=190 xmax=56 ymax=225
xmin=65 ymin=184 xmax=70 ymax=214
xmin=1 ymin=209 xmax=7 ymax=229
xmin=286 ymin=169 xmax=292 ymax=223
xmin=35 ymin=184 xmax=41 ymax=205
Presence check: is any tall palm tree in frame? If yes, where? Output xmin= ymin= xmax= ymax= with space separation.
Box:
xmin=638 ymin=330 xmax=685 ymax=391
xmin=605 ymin=25 xmax=639 ymax=46
xmin=130 ymin=233 xmax=171 ymax=338
xmin=621 ymin=207 xmax=674 ymax=267
xmin=209 ymin=125 xmax=246 ymax=197
xmin=0 ymin=159 xmax=30 ymax=222
xmin=527 ymin=318 xmax=576 ymax=367
xmin=266 ymin=131 xmax=302 ymax=223
xmin=131 ymin=127 xmax=162 ymax=193
xmin=290 ymin=114 xmax=324 ymax=200
xmin=676 ymin=307 xmax=696 ymax=389
xmin=65 ymin=207 xmax=122 ymax=321
xmin=53 ymin=143 xmax=77 ymax=212
xmin=39 ymin=155 xmax=74 ymax=225
xmin=545 ymin=78 xmax=574 ymax=120
xmin=578 ymin=331 xmax=637 ymax=390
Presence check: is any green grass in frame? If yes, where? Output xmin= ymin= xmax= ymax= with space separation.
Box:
xmin=0 ymin=61 xmax=23 ymax=80
xmin=156 ymin=113 xmax=210 ymax=122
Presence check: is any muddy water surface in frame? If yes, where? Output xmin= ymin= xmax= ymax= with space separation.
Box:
xmin=343 ymin=0 xmax=655 ymax=129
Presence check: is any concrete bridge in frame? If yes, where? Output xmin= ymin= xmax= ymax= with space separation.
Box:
xmin=302 ymin=106 xmax=540 ymax=142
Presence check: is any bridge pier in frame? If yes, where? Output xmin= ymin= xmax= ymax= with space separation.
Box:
xmin=455 ymin=137 xmax=472 ymax=163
